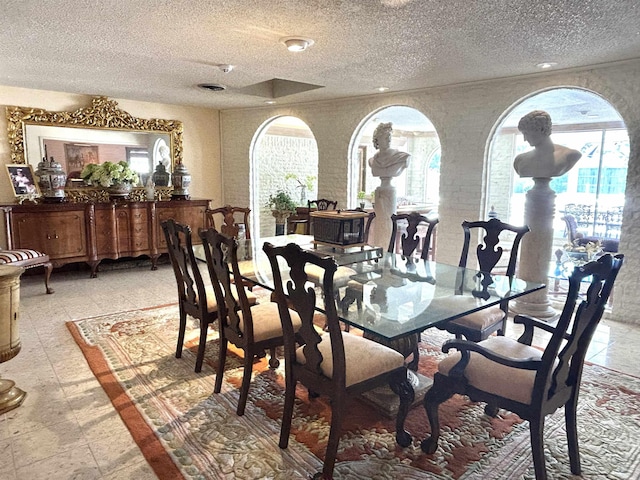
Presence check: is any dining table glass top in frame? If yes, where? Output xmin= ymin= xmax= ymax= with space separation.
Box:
xmin=194 ymin=234 xmax=545 ymax=341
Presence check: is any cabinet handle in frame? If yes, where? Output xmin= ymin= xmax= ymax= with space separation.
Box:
xmin=46 ymin=232 xmax=59 ymax=240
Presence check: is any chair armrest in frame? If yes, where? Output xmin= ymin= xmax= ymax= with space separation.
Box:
xmin=442 ymin=339 xmax=541 ymax=378
xmin=514 ymin=314 xmax=569 ymax=345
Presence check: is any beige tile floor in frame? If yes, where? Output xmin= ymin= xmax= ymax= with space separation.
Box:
xmin=1 ymin=262 xmax=639 ymax=479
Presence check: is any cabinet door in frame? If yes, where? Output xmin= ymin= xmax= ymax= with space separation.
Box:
xmin=156 ymin=202 xmax=208 ymax=249
xmin=13 ymin=211 xmax=87 ymax=259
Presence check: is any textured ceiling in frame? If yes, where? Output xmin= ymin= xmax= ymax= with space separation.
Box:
xmin=1 ymin=0 xmax=639 ymax=110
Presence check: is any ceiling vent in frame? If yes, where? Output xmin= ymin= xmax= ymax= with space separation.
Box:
xmin=198 ymin=83 xmax=226 ymax=92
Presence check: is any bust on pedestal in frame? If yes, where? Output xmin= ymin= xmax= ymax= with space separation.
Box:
xmin=367 ymin=122 xmax=410 ymax=248
xmin=511 ymin=110 xmax=582 ymax=318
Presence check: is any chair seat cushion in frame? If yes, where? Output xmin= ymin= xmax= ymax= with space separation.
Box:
xmin=306 ymin=264 xmax=356 ymax=288
xmin=201 ymin=284 xmax=257 ymax=313
xmin=430 ymin=295 xmax=504 ymax=330
xmin=296 ymin=332 xmax=404 ymax=387
xmin=239 ymin=302 xmax=301 ymax=342
xmin=438 ymin=336 xmax=543 ymax=404
xmin=0 ymin=249 xmax=49 ymax=267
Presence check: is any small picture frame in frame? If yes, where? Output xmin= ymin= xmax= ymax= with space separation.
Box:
xmin=5 ymin=164 xmax=40 ymax=197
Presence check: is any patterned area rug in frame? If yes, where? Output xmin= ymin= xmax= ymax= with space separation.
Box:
xmin=67 ymin=304 xmax=640 ymax=479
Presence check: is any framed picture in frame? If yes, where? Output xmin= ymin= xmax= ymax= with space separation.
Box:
xmin=5 ymin=164 xmax=40 ymax=196
xmin=64 ymin=143 xmax=99 ymax=176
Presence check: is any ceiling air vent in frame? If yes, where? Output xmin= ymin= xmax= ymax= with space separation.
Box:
xmin=198 ymin=83 xmax=226 ymax=92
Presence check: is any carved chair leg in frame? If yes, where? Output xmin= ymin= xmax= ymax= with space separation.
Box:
xmin=322 ymin=394 xmax=346 ymax=480
xmin=390 ymin=370 xmax=414 ymax=447
xmin=194 ymin=320 xmax=209 ymax=373
xmin=421 ymin=375 xmax=455 ymax=454
xmin=42 ymin=261 xmax=54 ymax=294
xmin=176 ymin=308 xmax=187 ymax=359
xmin=565 ymin=392 xmax=582 ymax=475
xmin=236 ymin=350 xmax=253 ymax=416
xmin=214 ymin=337 xmax=227 ymax=394
xmin=529 ymin=416 xmax=548 ymax=480
xmin=268 ymin=347 xmax=279 ymax=368
xmin=484 ymin=403 xmax=499 ymax=417
xmin=279 ymin=373 xmax=296 ymax=449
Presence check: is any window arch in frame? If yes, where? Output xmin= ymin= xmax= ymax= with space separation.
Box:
xmin=250 ymin=116 xmax=318 ymax=237
xmin=487 ymin=87 xmax=628 ymax=246
xmin=350 ymin=105 xmax=440 ymax=209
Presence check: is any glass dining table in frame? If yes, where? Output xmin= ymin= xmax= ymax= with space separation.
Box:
xmin=194 ymin=234 xmax=545 ymax=420
xmin=195 ymin=234 xmax=545 ymax=342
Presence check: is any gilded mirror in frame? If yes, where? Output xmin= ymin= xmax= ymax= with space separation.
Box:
xmin=6 ymin=96 xmax=183 ymax=201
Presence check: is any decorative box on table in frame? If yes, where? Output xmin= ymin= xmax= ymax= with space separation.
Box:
xmin=310 ymin=210 xmax=369 ymax=248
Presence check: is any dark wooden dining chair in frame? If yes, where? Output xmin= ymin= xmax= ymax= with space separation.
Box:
xmin=388 ymin=211 xmax=439 ymax=260
xmin=422 ymin=253 xmax=624 ymax=480
xmin=199 ymin=228 xmax=299 ymax=415
xmin=161 ymin=219 xmax=220 ymax=373
xmin=205 ymin=205 xmax=251 ymax=239
xmin=263 ymin=241 xmax=413 ymax=479
xmin=438 ymin=218 xmax=529 ymax=342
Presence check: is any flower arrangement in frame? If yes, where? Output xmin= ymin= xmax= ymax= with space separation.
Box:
xmin=80 ymin=161 xmax=139 ymax=187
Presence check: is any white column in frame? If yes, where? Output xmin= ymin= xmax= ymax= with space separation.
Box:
xmin=370 ymin=177 xmax=396 ymax=249
xmin=511 ymin=177 xmax=557 ymax=319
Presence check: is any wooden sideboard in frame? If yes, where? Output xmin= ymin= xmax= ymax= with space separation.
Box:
xmin=1 ymin=199 xmax=210 ymax=277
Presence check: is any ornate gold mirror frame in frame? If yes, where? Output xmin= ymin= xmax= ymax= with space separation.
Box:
xmin=6 ymin=96 xmax=183 ymax=202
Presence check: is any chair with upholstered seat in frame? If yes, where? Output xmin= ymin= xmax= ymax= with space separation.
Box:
xmin=162 ymin=219 xmax=257 ymax=373
xmin=422 ymin=253 xmax=623 ymax=480
xmin=0 ymin=248 xmax=53 ymax=294
xmin=263 ymin=241 xmax=413 ymax=479
xmin=562 ymin=213 xmax=619 ymax=253
xmin=438 ymin=218 xmax=529 ymax=342
xmin=200 ymin=228 xmax=300 ymax=416
xmin=206 ymin=205 xmax=251 ymax=239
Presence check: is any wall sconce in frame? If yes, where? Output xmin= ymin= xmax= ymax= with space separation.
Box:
xmin=280 ymin=37 xmax=315 ymax=52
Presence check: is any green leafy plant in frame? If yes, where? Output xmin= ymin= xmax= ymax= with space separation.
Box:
xmin=357 ymin=191 xmax=366 ymax=200
xmin=80 ymin=161 xmax=139 ymax=187
xmin=266 ymin=189 xmax=297 ymax=214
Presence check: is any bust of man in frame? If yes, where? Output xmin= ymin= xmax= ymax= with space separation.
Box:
xmin=513 ymin=110 xmax=582 ymax=178
xmin=368 ymin=122 xmax=411 ymax=178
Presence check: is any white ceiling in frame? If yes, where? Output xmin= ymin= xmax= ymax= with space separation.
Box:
xmin=1 ymin=0 xmax=639 ymax=111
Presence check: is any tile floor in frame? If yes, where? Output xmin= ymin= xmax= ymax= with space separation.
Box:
xmin=1 ymin=262 xmax=639 ymax=479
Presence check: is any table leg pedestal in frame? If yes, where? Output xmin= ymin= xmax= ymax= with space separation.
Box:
xmin=0 ymin=378 xmax=26 ymax=415
xmin=361 ymin=370 xmax=431 ymax=418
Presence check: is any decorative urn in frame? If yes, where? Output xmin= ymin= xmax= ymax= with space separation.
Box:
xmin=171 ymin=162 xmax=191 ymax=200
xmin=35 ymin=157 xmax=66 ymax=202
xmin=152 ymin=163 xmax=170 ymax=187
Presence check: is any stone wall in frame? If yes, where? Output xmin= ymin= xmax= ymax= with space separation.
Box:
xmin=220 ymin=59 xmax=640 ymax=325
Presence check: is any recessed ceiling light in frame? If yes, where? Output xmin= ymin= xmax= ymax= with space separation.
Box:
xmin=265 ymin=100 xmax=276 ymax=105
xmin=536 ymin=62 xmax=557 ymax=69
xmin=376 ymin=87 xmax=390 ymax=92
xmin=280 ymin=36 xmax=315 ymax=52
xmin=198 ymin=83 xmax=226 ymax=92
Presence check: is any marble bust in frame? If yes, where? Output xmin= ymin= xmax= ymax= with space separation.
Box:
xmin=513 ymin=110 xmax=582 ymax=178
xmin=368 ymin=122 xmax=410 ymax=178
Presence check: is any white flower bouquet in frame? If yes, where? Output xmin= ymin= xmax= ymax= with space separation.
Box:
xmin=80 ymin=161 xmax=139 ymax=187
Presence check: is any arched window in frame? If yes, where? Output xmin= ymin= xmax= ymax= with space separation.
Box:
xmin=251 ymin=116 xmax=318 ymax=237
xmin=351 ymin=106 xmax=440 ymax=209
xmin=487 ymin=87 xmax=628 ymax=247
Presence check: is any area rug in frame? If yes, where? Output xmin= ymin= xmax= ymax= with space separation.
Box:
xmin=67 ymin=304 xmax=640 ymax=479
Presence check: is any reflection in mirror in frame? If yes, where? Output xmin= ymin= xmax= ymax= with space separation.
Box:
xmin=24 ymin=124 xmax=171 ymax=186
xmin=6 ymin=96 xmax=183 ymax=200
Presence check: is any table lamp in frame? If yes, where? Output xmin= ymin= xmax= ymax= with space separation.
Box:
xmin=0 ymin=265 xmax=26 ymax=414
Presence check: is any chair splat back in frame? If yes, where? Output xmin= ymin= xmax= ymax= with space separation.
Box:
xmin=389 ymin=211 xmax=439 ymax=260
xmin=308 ymin=198 xmax=337 ymax=211
xmin=206 ymin=205 xmax=251 ymax=239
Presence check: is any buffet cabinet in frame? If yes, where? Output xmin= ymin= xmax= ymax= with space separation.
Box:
xmin=2 ymin=199 xmax=210 ymax=277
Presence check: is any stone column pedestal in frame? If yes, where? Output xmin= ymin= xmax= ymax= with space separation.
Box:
xmin=370 ymin=177 xmax=396 ymax=249
xmin=511 ymin=177 xmax=557 ymax=319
